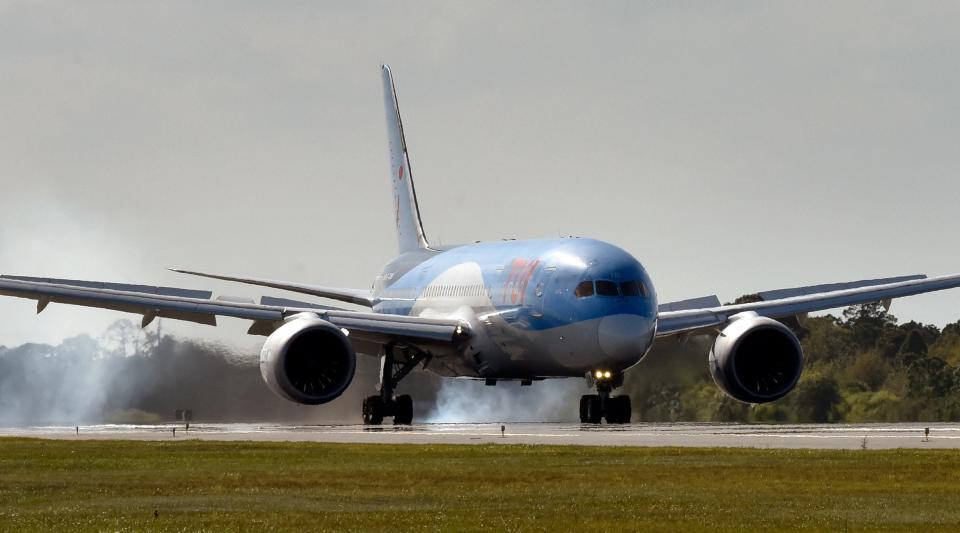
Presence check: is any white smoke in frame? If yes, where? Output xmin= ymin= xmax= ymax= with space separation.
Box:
xmin=0 ymin=334 xmax=115 ymax=425
xmin=426 ymin=378 xmax=590 ymax=423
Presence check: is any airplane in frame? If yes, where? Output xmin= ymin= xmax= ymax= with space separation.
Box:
xmin=2 ymin=65 xmax=960 ymax=425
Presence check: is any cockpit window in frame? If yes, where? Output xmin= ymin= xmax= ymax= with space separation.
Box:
xmin=596 ymin=280 xmax=620 ymax=297
xmin=620 ymin=280 xmax=641 ymax=297
xmin=575 ymin=280 xmax=594 ymax=298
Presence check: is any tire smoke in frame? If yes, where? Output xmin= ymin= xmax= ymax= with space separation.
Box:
xmin=0 ymin=319 xmax=592 ymax=425
xmin=425 ymin=378 xmax=589 ymax=423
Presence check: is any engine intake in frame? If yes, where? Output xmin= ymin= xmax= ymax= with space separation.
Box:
xmin=260 ymin=314 xmax=356 ymax=405
xmin=709 ymin=312 xmax=803 ymax=403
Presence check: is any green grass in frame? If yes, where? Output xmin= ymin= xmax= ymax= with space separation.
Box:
xmin=1 ymin=438 xmax=959 ymax=531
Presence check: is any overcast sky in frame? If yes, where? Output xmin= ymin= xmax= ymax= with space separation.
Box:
xmin=1 ymin=2 xmax=958 ymax=348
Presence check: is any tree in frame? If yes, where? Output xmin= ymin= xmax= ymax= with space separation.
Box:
xmin=906 ymin=356 xmax=954 ymax=399
xmin=99 ymin=319 xmax=141 ymax=358
xmin=841 ymin=303 xmax=898 ymax=351
xmin=791 ymin=374 xmax=842 ymax=423
xmin=801 ymin=316 xmax=854 ymax=364
xmin=842 ymin=350 xmax=890 ymax=391
xmin=898 ymin=329 xmax=929 ymax=358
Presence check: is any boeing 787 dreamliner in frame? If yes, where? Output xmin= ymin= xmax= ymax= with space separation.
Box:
xmin=3 ymin=66 xmax=959 ymax=424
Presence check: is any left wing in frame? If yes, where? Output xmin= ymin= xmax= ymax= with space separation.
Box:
xmin=657 ymin=273 xmax=960 ymax=337
xmin=0 ymin=276 xmax=468 ymax=352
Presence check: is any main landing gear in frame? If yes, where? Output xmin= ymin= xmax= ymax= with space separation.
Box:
xmin=362 ymin=344 xmax=427 ymax=425
xmin=579 ymin=370 xmax=631 ymax=424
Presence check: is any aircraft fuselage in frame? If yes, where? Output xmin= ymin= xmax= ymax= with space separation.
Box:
xmin=372 ymin=237 xmax=658 ymax=379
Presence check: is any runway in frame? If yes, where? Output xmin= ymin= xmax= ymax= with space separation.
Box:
xmin=1 ymin=422 xmax=956 ymax=449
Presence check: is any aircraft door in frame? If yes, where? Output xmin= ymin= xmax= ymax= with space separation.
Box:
xmin=535 ymin=267 xmax=557 ymax=319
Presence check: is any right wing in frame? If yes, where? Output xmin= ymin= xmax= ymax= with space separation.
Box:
xmin=657 ymin=273 xmax=960 ymax=337
xmin=0 ymin=275 xmax=468 ymax=354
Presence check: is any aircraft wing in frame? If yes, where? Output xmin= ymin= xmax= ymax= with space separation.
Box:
xmin=169 ymin=268 xmax=375 ymax=306
xmin=656 ymin=273 xmax=960 ymax=337
xmin=0 ymin=275 xmax=467 ymax=352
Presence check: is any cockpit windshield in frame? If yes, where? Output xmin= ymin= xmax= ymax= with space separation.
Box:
xmin=595 ymin=280 xmax=619 ymax=296
xmin=575 ymin=279 xmax=648 ymax=298
xmin=574 ymin=280 xmax=594 ymax=298
xmin=620 ymin=280 xmax=641 ymax=297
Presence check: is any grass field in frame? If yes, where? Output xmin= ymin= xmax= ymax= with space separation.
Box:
xmin=1 ymin=438 xmax=959 ymax=531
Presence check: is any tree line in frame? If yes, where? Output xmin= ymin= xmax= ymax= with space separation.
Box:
xmin=624 ymin=303 xmax=960 ymax=423
xmin=1 ymin=303 xmax=958 ymax=424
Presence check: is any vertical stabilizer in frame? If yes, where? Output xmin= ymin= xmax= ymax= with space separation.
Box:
xmin=381 ymin=65 xmax=429 ymax=253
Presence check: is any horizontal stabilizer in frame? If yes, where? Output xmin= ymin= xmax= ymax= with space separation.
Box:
xmin=170 ymin=268 xmax=375 ymax=307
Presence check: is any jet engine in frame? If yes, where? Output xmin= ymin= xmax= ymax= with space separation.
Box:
xmin=709 ymin=312 xmax=803 ymax=404
xmin=260 ymin=313 xmax=356 ymax=405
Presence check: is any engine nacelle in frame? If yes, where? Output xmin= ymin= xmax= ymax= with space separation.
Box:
xmin=709 ymin=312 xmax=803 ymax=404
xmin=260 ymin=313 xmax=356 ymax=405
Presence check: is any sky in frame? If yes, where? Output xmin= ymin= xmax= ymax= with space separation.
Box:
xmin=1 ymin=1 xmax=959 ymax=348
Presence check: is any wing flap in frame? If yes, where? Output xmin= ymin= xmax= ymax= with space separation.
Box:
xmin=259 ymin=296 xmax=345 ymax=311
xmin=0 ymin=277 xmax=278 ymax=324
xmin=1 ymin=275 xmax=212 ymax=299
xmin=658 ymin=295 xmax=721 ymax=313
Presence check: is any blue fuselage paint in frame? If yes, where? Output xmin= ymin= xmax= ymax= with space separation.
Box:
xmin=371 ymin=238 xmax=658 ymax=379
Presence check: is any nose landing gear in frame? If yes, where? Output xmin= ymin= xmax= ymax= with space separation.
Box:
xmin=579 ymin=371 xmax=631 ymax=424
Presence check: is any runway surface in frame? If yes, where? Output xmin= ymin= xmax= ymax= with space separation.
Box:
xmin=1 ymin=422 xmax=957 ymax=449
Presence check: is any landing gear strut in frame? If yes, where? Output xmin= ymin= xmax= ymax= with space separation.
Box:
xmin=579 ymin=371 xmax=631 ymax=424
xmin=362 ymin=344 xmax=427 ymax=425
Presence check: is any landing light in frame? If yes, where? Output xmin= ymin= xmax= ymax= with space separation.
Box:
xmin=595 ymin=370 xmax=604 ymax=379
xmin=603 ymin=371 xmax=611 ymax=379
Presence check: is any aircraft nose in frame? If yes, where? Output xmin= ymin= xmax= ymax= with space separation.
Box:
xmin=598 ymin=314 xmax=653 ymax=361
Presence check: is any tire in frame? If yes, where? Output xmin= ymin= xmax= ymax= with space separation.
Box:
xmin=618 ymin=396 xmax=632 ymax=424
xmin=605 ymin=396 xmax=631 ymax=424
xmin=393 ymin=394 xmax=414 ymax=425
xmin=362 ymin=395 xmax=384 ymax=425
xmin=580 ymin=394 xmax=602 ymax=424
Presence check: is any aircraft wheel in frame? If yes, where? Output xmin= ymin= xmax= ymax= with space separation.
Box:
xmin=605 ymin=396 xmax=631 ymax=424
xmin=393 ymin=395 xmax=413 ymax=425
xmin=579 ymin=394 xmax=602 ymax=424
xmin=363 ymin=395 xmax=384 ymax=425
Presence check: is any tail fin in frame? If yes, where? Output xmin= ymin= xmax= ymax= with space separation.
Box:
xmin=381 ymin=65 xmax=429 ymax=253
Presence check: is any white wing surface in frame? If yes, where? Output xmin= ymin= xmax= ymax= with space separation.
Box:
xmin=657 ymin=273 xmax=960 ymax=337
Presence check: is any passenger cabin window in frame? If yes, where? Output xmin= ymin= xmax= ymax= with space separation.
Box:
xmin=596 ymin=280 xmax=620 ymax=297
xmin=575 ymin=281 xmax=594 ymax=298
